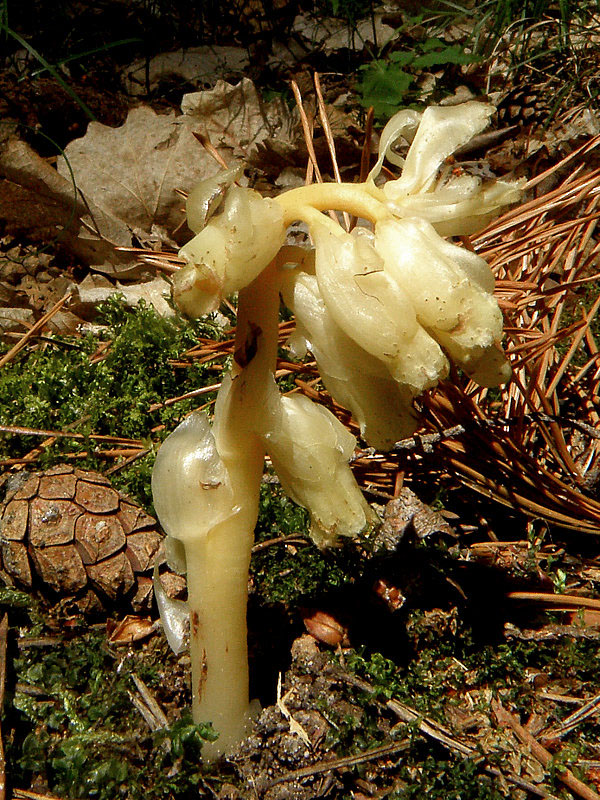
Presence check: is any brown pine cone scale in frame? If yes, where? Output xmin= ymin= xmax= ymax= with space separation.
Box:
xmin=0 ymin=465 xmax=164 ymax=612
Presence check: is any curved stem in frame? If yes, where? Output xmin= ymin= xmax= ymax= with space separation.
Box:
xmin=185 ymin=259 xmax=281 ymax=759
xmin=275 ymin=182 xmax=389 ymax=227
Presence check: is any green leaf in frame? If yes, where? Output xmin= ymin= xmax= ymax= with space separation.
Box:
xmin=358 ymin=61 xmax=415 ymax=117
xmin=411 ymin=45 xmax=477 ymax=69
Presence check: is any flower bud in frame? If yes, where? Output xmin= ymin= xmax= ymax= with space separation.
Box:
xmin=174 ymin=185 xmax=286 ymax=317
xmin=260 ymin=380 xmax=376 ymax=547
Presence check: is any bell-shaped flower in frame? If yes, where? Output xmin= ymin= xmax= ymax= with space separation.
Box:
xmin=369 ymin=102 xmax=524 ymax=236
xmin=259 ymin=379 xmax=376 ymax=548
xmin=282 ymin=269 xmax=419 ymax=450
xmin=174 ymin=183 xmax=286 ymax=317
xmin=375 ymin=216 xmax=511 ymax=386
xmin=151 ymin=411 xmax=238 ymax=543
xmin=311 ymin=218 xmax=449 ymax=394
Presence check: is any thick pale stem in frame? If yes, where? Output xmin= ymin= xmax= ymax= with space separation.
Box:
xmin=186 ymin=260 xmax=281 ymax=758
xmin=185 ymin=515 xmax=256 ymax=758
xmin=275 ymin=182 xmax=388 ymax=228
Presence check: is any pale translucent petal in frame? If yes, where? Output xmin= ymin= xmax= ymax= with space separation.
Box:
xmin=175 ymin=186 xmax=285 ymax=317
xmin=312 ymin=222 xmax=448 ymax=392
xmin=282 ymin=270 xmax=420 ymax=450
xmin=153 ymin=560 xmax=188 ymax=655
xmin=385 ymin=102 xmax=493 ymax=195
xmin=186 ymin=164 xmax=244 ymax=233
xmin=388 ymin=176 xmax=524 ymax=236
xmin=375 ymin=217 xmax=510 ymax=384
xmin=151 ymin=411 xmax=239 ymax=543
xmin=367 ymin=108 xmax=422 ymax=182
xmin=259 ymin=381 xmax=376 ymax=547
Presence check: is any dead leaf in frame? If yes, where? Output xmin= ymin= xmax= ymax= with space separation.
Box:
xmin=75 ymin=274 xmax=174 ymax=317
xmin=124 ymin=46 xmax=250 ymax=96
xmin=1 ymin=80 xmax=295 ymax=275
xmin=291 ymin=12 xmax=396 ymax=53
xmin=181 ymin=78 xmax=293 ymax=160
xmin=0 ymin=306 xmax=34 ymax=333
xmin=375 ymin=487 xmax=456 ymax=551
xmin=106 ymin=614 xmax=157 ymax=645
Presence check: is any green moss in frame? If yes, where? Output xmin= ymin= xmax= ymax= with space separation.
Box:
xmin=251 ymin=482 xmax=363 ymax=604
xmin=7 ymin=621 xmax=219 ymax=799
xmin=0 ymin=296 xmax=225 ymax=507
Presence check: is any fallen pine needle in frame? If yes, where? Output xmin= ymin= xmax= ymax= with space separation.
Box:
xmin=493 ymin=699 xmax=600 ymax=800
xmin=506 ymin=592 xmax=600 ymax=611
xmin=0 ymin=291 xmax=73 ymax=369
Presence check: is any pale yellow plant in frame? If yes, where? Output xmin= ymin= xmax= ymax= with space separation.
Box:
xmin=151 ymin=101 xmax=522 ymax=759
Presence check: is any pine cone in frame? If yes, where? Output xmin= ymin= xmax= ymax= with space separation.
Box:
xmin=496 ymin=86 xmax=549 ymax=128
xmin=0 ymin=465 xmax=165 ymax=613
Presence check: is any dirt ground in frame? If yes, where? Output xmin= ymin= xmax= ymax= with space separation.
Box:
xmin=1 ymin=2 xmax=600 ymax=798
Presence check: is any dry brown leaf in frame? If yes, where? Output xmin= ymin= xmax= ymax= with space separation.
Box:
xmin=74 ymin=274 xmax=174 ymax=317
xmin=124 ymin=47 xmax=250 ymax=96
xmin=1 ymin=80 xmax=294 ymax=275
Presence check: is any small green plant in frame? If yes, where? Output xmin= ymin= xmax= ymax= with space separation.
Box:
xmin=357 ymin=37 xmax=479 ymax=118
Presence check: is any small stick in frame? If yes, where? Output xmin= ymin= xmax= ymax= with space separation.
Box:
xmin=268 ymin=738 xmax=411 ymax=787
xmin=313 ymin=73 xmax=350 ymax=232
xmin=337 ymin=670 xmax=559 ymax=798
xmin=493 ymin=700 xmax=600 ymax=800
xmin=251 ymin=533 xmax=308 ymax=553
xmin=291 ymin=80 xmax=323 ymax=184
xmin=0 ymin=425 xmax=142 ymax=445
xmin=12 ymin=791 xmax=66 ymax=800
xmin=0 ymin=291 xmax=73 ymax=369
xmin=506 ymin=592 xmax=600 ymax=611
xmin=542 ymin=691 xmax=600 ymax=741
xmin=129 ymin=673 xmax=169 ymax=731
xmin=147 ymin=382 xmax=222 ymax=412
xmin=191 ymin=130 xmax=230 ymax=170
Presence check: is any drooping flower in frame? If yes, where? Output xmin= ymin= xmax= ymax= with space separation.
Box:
xmin=368 ymin=102 xmax=524 ymax=236
xmin=309 ymin=217 xmax=449 ymax=393
xmin=259 ymin=378 xmax=376 ymax=548
xmin=374 ymin=216 xmax=511 ymax=386
xmin=174 ymin=182 xmax=286 ymax=317
xmin=281 ymin=269 xmax=418 ymax=451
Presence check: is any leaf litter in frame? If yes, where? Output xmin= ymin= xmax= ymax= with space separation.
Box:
xmin=2 ymin=6 xmax=600 ymax=798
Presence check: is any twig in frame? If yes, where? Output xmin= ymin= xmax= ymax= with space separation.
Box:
xmin=391 ymin=425 xmax=465 ymax=453
xmin=313 ymin=73 xmax=350 ymax=231
xmin=268 ymin=738 xmax=411 ymax=787
xmin=191 ymin=130 xmax=230 ymax=170
xmin=105 ymin=448 xmax=151 ymax=476
xmin=541 ymin=691 xmax=600 ymax=741
xmin=147 ymin=382 xmax=222 ymax=412
xmin=0 ymin=615 xmax=7 ymax=800
xmin=336 ymin=670 xmax=560 ymax=799
xmin=251 ymin=533 xmax=309 ymax=553
xmin=0 ymin=425 xmax=143 ymax=446
xmin=128 ymin=673 xmax=169 ymax=732
xmin=493 ymin=700 xmax=600 ymax=800
xmin=13 ymin=791 xmax=66 ymax=800
xmin=506 ymin=592 xmax=600 ymax=611
xmin=0 ymin=291 xmax=73 ymax=369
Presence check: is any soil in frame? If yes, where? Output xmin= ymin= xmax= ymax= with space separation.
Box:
xmin=1 ymin=2 xmax=600 ymax=799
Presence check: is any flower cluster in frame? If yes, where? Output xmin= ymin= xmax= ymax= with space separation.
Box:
xmin=151 ymin=101 xmax=523 ymax=753
xmin=164 ymin=101 xmax=521 ymax=546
